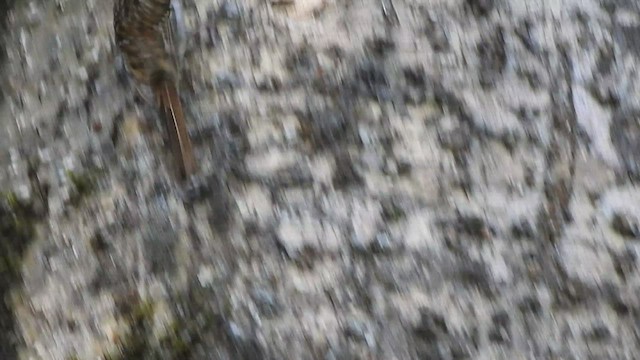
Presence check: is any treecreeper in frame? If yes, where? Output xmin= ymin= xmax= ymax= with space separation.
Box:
xmin=113 ymin=0 xmax=196 ymax=179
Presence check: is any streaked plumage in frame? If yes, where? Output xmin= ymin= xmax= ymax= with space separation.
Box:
xmin=113 ymin=0 xmax=196 ymax=179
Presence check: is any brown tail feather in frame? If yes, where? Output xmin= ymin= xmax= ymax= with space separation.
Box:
xmin=153 ymin=79 xmax=196 ymax=179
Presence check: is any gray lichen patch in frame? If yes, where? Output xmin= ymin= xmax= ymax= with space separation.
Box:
xmin=4 ymin=0 xmax=640 ymax=358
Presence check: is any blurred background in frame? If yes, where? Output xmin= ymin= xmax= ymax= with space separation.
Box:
xmin=1 ymin=0 xmax=640 ymax=359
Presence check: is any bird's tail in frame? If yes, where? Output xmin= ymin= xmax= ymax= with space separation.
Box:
xmin=151 ymin=72 xmax=196 ymax=179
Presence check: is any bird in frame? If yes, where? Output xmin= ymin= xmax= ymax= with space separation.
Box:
xmin=113 ymin=0 xmax=196 ymax=179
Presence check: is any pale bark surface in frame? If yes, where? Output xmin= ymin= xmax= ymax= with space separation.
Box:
xmin=1 ymin=0 xmax=640 ymax=359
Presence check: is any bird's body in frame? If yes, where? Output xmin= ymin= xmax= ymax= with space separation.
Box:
xmin=113 ymin=0 xmax=196 ymax=179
